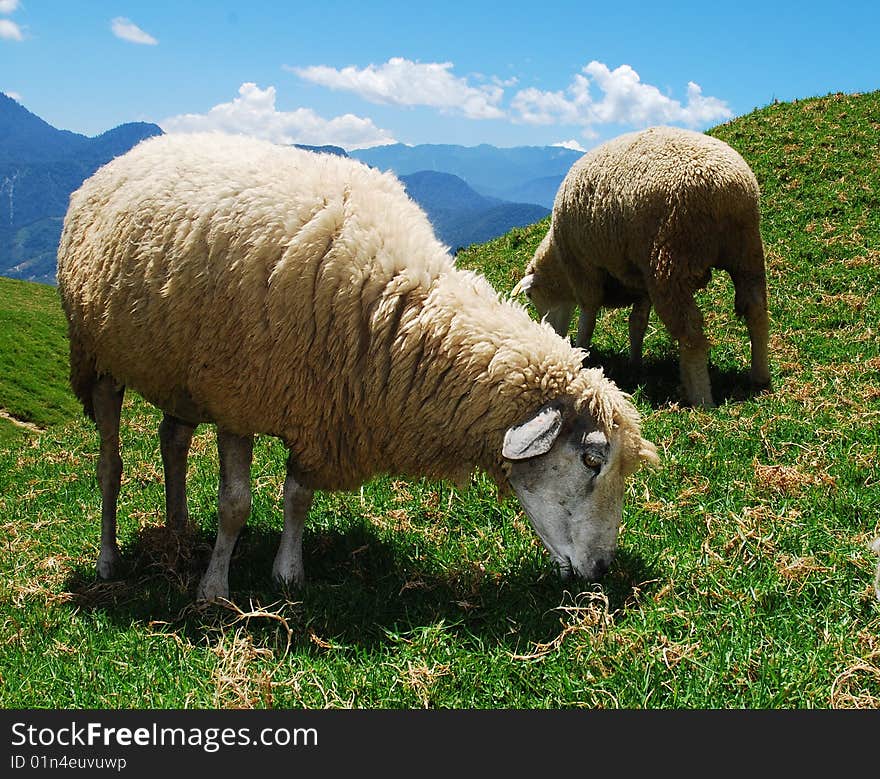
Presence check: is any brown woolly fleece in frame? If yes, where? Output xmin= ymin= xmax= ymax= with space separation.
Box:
xmin=58 ymin=133 xmax=653 ymax=493
xmin=526 ymin=125 xmax=766 ymax=347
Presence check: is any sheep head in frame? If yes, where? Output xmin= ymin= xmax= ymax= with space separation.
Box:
xmin=512 ymin=231 xmax=576 ymax=339
xmin=502 ymin=398 xmax=655 ymax=580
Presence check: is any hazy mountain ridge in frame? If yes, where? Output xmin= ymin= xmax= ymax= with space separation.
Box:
xmin=350 ymin=142 xmax=581 ymax=207
xmin=0 ymin=94 xmax=162 ymax=167
xmin=498 ymin=174 xmax=565 ymax=210
xmin=399 ymin=170 xmax=549 ymax=250
xmin=0 ymin=93 xmax=163 ymax=283
xmin=294 ymin=146 xmax=554 ymax=248
xmin=293 ymin=144 xmax=349 ymax=157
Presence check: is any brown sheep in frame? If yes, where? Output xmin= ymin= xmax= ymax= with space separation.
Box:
xmin=514 ymin=125 xmax=770 ymax=409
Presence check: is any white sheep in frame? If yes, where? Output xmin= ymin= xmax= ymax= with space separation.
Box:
xmin=56 ymin=132 xmax=658 ymax=602
xmin=513 ymin=125 xmax=770 ymax=409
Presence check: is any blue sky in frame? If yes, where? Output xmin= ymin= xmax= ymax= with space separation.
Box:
xmin=2 ymin=1 xmax=878 ymax=151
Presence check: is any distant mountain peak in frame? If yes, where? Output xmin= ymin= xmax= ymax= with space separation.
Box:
xmin=0 ymin=92 xmax=87 ymax=162
xmin=399 ymin=169 xmax=549 ymax=252
xmin=293 ymin=143 xmax=349 ymax=157
xmin=96 ymin=121 xmax=164 ymax=138
xmin=0 ymin=93 xmax=163 ymax=166
xmin=0 ymin=98 xmax=164 ymax=283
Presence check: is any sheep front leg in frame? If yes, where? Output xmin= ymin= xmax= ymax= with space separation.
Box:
xmin=575 ymin=307 xmax=597 ymax=351
xmin=272 ymin=455 xmax=314 ymax=589
xmin=574 ymin=283 xmax=603 ymax=351
xmin=197 ymin=430 xmax=253 ymax=602
xmin=543 ymin=303 xmax=575 ymax=341
xmin=93 ymin=376 xmax=125 ymax=579
xmin=159 ymin=414 xmax=195 ymax=533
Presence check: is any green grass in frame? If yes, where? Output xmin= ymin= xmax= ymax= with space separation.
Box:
xmin=0 ymin=275 xmax=80 ymax=435
xmin=1 ymin=91 xmax=879 ymax=708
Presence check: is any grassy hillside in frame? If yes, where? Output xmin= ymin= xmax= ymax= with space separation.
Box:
xmin=0 ymin=275 xmax=79 ymax=442
xmin=1 ymin=92 xmax=878 ymax=708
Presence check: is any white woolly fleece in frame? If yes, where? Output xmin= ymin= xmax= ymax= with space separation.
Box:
xmin=58 ymin=132 xmax=655 ymax=491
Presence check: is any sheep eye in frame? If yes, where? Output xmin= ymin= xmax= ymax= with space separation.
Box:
xmin=582 ymin=452 xmax=603 ymax=473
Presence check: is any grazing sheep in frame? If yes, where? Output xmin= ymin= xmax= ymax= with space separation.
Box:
xmin=513 ymin=125 xmax=770 ymax=409
xmin=57 ymin=132 xmax=658 ymax=601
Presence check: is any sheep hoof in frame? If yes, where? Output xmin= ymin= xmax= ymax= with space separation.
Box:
xmin=750 ymin=375 xmax=771 ymax=392
xmin=196 ymin=576 xmax=229 ymax=603
xmin=271 ymin=565 xmax=304 ymax=592
xmin=165 ymin=513 xmax=190 ymax=534
xmin=96 ymin=546 xmax=123 ymax=580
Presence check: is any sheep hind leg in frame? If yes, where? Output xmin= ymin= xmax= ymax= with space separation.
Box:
xmin=93 ymin=375 xmax=125 ymax=579
xmin=652 ymin=290 xmax=714 ymax=409
xmin=731 ymin=271 xmax=770 ymax=389
xmin=272 ymin=454 xmax=314 ymax=589
xmin=197 ymin=430 xmax=253 ymax=602
xmin=628 ymin=297 xmax=651 ymax=370
xmin=159 ymin=414 xmax=195 ymax=533
xmin=679 ymin=341 xmax=714 ymax=409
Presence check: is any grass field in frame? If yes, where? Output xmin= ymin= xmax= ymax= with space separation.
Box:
xmin=1 ymin=92 xmax=878 ymax=708
xmin=0 ymin=276 xmax=80 ymax=443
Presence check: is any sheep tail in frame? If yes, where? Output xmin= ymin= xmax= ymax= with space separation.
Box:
xmin=68 ymin=333 xmax=97 ymax=420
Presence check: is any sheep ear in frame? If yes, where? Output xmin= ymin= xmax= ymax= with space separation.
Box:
xmin=511 ymin=273 xmax=535 ymax=298
xmin=639 ymin=438 xmax=660 ymax=466
xmin=503 ymin=404 xmax=563 ymax=460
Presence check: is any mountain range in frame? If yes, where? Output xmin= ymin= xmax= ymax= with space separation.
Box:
xmin=0 ymin=93 xmax=576 ymax=284
xmin=0 ymin=93 xmax=163 ymax=284
xmin=349 ymin=142 xmax=581 ymax=208
xmin=293 ymin=143 xmax=550 ymax=250
xmin=397 ymin=170 xmax=548 ymax=250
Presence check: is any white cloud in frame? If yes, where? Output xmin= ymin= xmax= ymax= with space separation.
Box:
xmin=512 ymin=61 xmax=731 ymax=135
xmin=0 ymin=19 xmax=22 ymax=40
xmin=286 ymin=56 xmax=730 ymax=138
xmin=289 ymin=57 xmax=506 ymax=120
xmin=111 ymin=17 xmax=158 ymax=46
xmin=160 ymin=82 xmax=396 ymax=150
xmin=511 ymin=78 xmax=590 ymax=126
xmin=0 ymin=0 xmax=19 ymax=14
xmin=2 ymin=89 xmax=22 ymax=101
xmin=680 ymin=81 xmax=733 ymax=125
xmin=552 ymin=139 xmax=586 ymax=152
